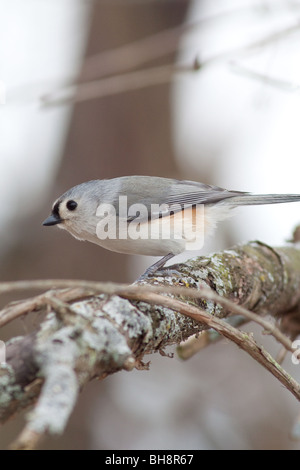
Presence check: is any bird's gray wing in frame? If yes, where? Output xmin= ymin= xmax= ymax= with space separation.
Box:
xmin=111 ymin=176 xmax=246 ymax=222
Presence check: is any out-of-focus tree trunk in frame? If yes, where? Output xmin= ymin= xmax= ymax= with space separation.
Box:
xmin=0 ymin=3 xmax=189 ymax=286
xmin=0 ymin=2 xmax=190 ymax=450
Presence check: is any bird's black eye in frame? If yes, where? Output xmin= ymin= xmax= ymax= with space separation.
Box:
xmin=66 ymin=200 xmax=78 ymax=211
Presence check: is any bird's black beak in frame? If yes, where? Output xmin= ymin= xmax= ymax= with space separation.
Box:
xmin=42 ymin=214 xmax=63 ymax=226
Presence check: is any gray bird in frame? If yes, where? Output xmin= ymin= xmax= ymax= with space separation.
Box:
xmin=43 ymin=176 xmax=300 ymax=277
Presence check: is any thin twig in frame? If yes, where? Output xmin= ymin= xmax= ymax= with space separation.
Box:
xmin=41 ymin=19 xmax=300 ymax=106
xmin=121 ymin=290 xmax=300 ymax=401
xmin=40 ymin=62 xmax=199 ymax=106
xmin=0 ymin=279 xmax=293 ymax=352
xmin=81 ymin=2 xmax=294 ymax=80
xmin=4 ymin=280 xmax=300 ymax=447
xmin=230 ymin=61 xmax=300 ymax=93
xmin=10 ymin=428 xmax=43 ymax=451
xmin=0 ymin=287 xmax=94 ymax=328
xmin=81 ymin=21 xmax=202 ymax=80
xmin=2 ymin=242 xmax=300 ymax=447
xmin=177 ymin=333 xmax=211 ymax=360
xmin=177 ymin=315 xmax=247 ymax=360
xmin=9 ymin=2 xmax=299 ymax=106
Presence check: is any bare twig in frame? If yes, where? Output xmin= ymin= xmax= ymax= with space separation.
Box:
xmin=81 ymin=2 xmax=296 ymax=81
xmin=0 ymin=278 xmax=294 ymax=352
xmin=177 ymin=315 xmax=247 ymax=360
xmin=2 ymin=240 xmax=300 ymax=447
xmin=5 ymin=286 xmax=300 ymax=449
xmin=41 ymin=18 xmax=300 ymax=106
xmin=80 ymin=21 xmax=202 ymax=81
xmin=133 ymin=292 xmax=300 ymax=401
xmin=0 ymin=287 xmax=94 ymax=328
xmin=230 ymin=61 xmax=300 ymax=93
xmin=40 ymin=62 xmax=200 ymax=106
xmin=7 ymin=1 xmax=300 ymax=107
xmin=10 ymin=428 xmax=43 ymax=451
xmin=177 ymin=333 xmax=211 ymax=360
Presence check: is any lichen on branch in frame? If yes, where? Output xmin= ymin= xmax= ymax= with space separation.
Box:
xmin=1 ymin=239 xmax=300 ymax=449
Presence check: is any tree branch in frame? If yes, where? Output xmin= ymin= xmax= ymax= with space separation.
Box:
xmin=41 ymin=18 xmax=300 ymax=106
xmin=1 ymin=240 xmax=300 ymax=449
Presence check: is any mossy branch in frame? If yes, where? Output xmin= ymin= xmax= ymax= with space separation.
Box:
xmin=1 ymin=240 xmax=300 ymax=449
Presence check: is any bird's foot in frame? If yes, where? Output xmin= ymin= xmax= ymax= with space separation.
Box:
xmin=135 ymin=253 xmax=175 ymax=283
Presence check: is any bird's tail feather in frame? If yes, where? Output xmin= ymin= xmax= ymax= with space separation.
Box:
xmin=224 ymin=194 xmax=300 ymax=207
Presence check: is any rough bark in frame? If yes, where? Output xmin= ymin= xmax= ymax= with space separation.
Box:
xmin=1 ymin=240 xmax=300 ymax=448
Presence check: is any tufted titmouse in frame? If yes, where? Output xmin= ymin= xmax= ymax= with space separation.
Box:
xmin=43 ymin=176 xmax=300 ymax=277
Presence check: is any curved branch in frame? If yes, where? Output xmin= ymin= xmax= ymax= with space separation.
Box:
xmin=1 ymin=240 xmax=300 ymax=449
